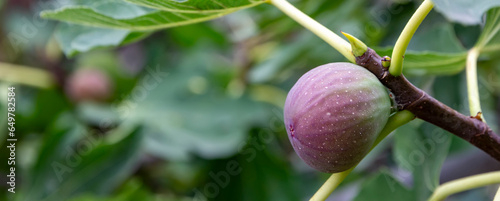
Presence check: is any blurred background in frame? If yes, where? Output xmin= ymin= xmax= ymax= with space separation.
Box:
xmin=0 ymin=0 xmax=499 ymax=200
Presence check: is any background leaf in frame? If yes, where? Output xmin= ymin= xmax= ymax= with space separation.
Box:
xmin=432 ymin=0 xmax=500 ymax=25
xmin=43 ymin=0 xmax=265 ymax=55
xmin=20 ymin=119 xmax=143 ymax=201
xmin=19 ymin=113 xmax=85 ymax=201
xmin=475 ymin=7 xmax=500 ymax=54
xmin=220 ymin=132 xmax=304 ymax=201
xmin=375 ymin=48 xmax=466 ymax=76
xmin=125 ymin=0 xmax=266 ymax=13
xmin=406 ymin=23 xmax=466 ymax=53
xmin=47 ymin=0 xmax=155 ymax=56
xmin=55 ymin=23 xmax=151 ymax=57
xmin=374 ymin=23 xmax=467 ymax=76
xmin=68 ymin=178 xmax=155 ymax=201
xmin=126 ymin=49 xmax=273 ymax=160
xmin=352 ymin=171 xmax=414 ymax=201
xmin=393 ymin=122 xmax=451 ymax=201
xmin=41 ymin=0 xmax=266 ymax=31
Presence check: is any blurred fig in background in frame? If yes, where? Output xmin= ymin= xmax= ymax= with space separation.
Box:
xmin=65 ymin=68 xmax=114 ymax=102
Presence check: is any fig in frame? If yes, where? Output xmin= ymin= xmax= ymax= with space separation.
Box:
xmin=284 ymin=62 xmax=391 ymax=173
xmin=66 ymin=68 xmax=113 ymax=102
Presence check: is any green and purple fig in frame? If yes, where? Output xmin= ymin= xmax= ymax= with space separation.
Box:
xmin=284 ymin=62 xmax=391 ymax=173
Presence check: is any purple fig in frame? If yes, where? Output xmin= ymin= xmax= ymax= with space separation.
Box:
xmin=66 ymin=68 xmax=113 ymax=102
xmin=284 ymin=62 xmax=391 ymax=173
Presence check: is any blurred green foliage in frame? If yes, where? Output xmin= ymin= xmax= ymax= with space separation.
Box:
xmin=0 ymin=0 xmax=499 ymax=201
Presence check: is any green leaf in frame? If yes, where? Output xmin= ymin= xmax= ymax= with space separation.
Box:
xmin=83 ymin=0 xmax=156 ymax=19
xmin=55 ymin=23 xmax=150 ymax=57
xmin=15 ymin=89 xmax=71 ymax=134
xmin=19 ymin=113 xmax=85 ymax=201
xmin=375 ymin=48 xmax=467 ymax=76
xmin=47 ymin=1 xmax=154 ymax=56
xmin=41 ymin=0 xmax=266 ymax=31
xmin=401 ymin=52 xmax=466 ymax=76
xmin=374 ymin=24 xmax=467 ymax=76
xmin=475 ymin=7 xmax=500 ymax=54
xmin=236 ymin=142 xmax=302 ymax=201
xmin=393 ymin=122 xmax=451 ymax=201
xmin=68 ymin=178 xmax=155 ymax=201
xmin=126 ymin=50 xmax=272 ymax=160
xmin=22 ymin=124 xmax=143 ymax=201
xmin=432 ymin=0 xmax=500 ymax=25
xmin=407 ymin=23 xmax=466 ymax=53
xmin=352 ymin=170 xmax=414 ymax=201
xmin=125 ymin=0 xmax=266 ymax=13
xmin=208 ymin=133 xmax=302 ymax=201
xmin=43 ymin=0 xmax=264 ymax=55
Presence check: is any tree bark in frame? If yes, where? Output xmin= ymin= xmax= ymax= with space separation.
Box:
xmin=356 ymin=48 xmax=500 ymax=161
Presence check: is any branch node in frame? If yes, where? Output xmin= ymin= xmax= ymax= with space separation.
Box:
xmin=471 ymin=112 xmax=483 ymax=121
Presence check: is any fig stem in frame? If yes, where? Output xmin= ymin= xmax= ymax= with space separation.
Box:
xmin=309 ymin=110 xmax=415 ymax=201
xmin=428 ymin=171 xmax=500 ymax=201
xmin=268 ymin=0 xmax=356 ymax=63
xmin=466 ymin=48 xmax=485 ymax=122
xmin=0 ymin=62 xmax=55 ymax=88
xmin=374 ymin=110 xmax=415 ymax=145
xmin=389 ymin=0 xmax=433 ymax=76
xmin=309 ymin=168 xmax=353 ymax=201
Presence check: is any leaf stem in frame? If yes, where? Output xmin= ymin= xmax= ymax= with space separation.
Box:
xmin=0 ymin=62 xmax=55 ymax=88
xmin=495 ymin=186 xmax=500 ymax=201
xmin=309 ymin=168 xmax=353 ymax=201
xmin=428 ymin=171 xmax=500 ymax=201
xmin=389 ymin=0 xmax=433 ymax=76
xmin=466 ymin=48 xmax=484 ymax=121
xmin=309 ymin=110 xmax=415 ymax=201
xmin=268 ymin=0 xmax=355 ymax=63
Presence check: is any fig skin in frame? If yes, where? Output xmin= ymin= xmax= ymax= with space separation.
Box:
xmin=284 ymin=62 xmax=391 ymax=173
